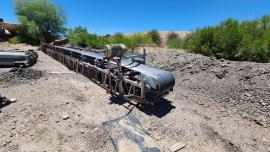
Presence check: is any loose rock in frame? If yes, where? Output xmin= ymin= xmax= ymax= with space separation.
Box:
xmin=62 ymin=112 xmax=69 ymax=120
xmin=9 ymin=98 xmax=17 ymax=103
xmin=169 ymin=142 xmax=186 ymax=152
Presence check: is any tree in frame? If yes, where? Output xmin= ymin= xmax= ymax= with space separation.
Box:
xmin=14 ymin=0 xmax=66 ymax=43
xmin=67 ymin=26 xmax=88 ymax=46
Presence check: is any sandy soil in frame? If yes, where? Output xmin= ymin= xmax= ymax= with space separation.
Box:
xmin=0 ymin=43 xmax=270 ymax=152
xmin=0 ymin=42 xmax=37 ymax=51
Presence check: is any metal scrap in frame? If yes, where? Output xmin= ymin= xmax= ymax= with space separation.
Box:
xmin=0 ymin=49 xmax=38 ymax=67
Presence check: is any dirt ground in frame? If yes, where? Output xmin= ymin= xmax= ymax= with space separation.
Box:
xmin=0 ymin=43 xmax=270 ymax=152
xmin=0 ymin=42 xmax=37 ymax=50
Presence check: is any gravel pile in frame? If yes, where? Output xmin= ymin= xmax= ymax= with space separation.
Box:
xmin=0 ymin=68 xmax=44 ymax=87
xmin=0 ymin=42 xmax=11 ymax=49
xmin=147 ymin=50 xmax=270 ymax=127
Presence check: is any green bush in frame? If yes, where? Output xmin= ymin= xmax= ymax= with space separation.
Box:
xmin=67 ymin=26 xmax=108 ymax=49
xmin=127 ymin=33 xmax=153 ymax=48
xmin=67 ymin=28 xmax=155 ymax=49
xmin=167 ymin=37 xmax=184 ymax=49
xmin=107 ymin=33 xmax=133 ymax=47
xmin=148 ymin=30 xmax=161 ymax=46
xmin=184 ymin=16 xmax=270 ymax=62
xmin=167 ymin=32 xmax=178 ymax=40
xmin=8 ymin=36 xmax=22 ymax=44
xmin=167 ymin=32 xmax=185 ymax=49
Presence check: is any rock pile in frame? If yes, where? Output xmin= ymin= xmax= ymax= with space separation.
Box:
xmin=0 ymin=68 xmax=44 ymax=87
xmin=147 ymin=50 xmax=270 ymax=127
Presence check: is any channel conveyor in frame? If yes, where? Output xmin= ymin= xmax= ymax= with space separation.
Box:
xmin=42 ymin=44 xmax=175 ymax=104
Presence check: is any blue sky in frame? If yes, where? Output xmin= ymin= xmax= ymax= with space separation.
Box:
xmin=1 ymin=0 xmax=270 ymax=35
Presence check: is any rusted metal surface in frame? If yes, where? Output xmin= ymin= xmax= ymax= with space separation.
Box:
xmin=42 ymin=43 xmax=175 ymax=104
xmin=0 ymin=49 xmax=38 ymax=67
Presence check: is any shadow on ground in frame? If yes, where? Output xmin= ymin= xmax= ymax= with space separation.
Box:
xmin=0 ymin=65 xmax=24 ymax=68
xmin=109 ymin=95 xmax=176 ymax=118
xmin=0 ymin=97 xmax=12 ymax=112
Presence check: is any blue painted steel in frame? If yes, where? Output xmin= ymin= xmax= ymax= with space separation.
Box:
xmin=45 ymin=45 xmax=175 ymax=100
xmin=54 ymin=45 xmax=175 ymax=93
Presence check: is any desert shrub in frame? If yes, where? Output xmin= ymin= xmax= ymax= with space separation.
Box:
xmin=184 ymin=16 xmax=270 ymax=62
xmin=148 ymin=30 xmax=161 ymax=46
xmin=86 ymin=35 xmax=108 ymax=49
xmin=67 ymin=27 xmax=108 ymax=49
xmin=67 ymin=28 xmax=154 ymax=49
xmin=127 ymin=33 xmax=153 ymax=48
xmin=67 ymin=26 xmax=87 ymax=46
xmin=167 ymin=32 xmax=184 ymax=49
xmin=8 ymin=36 xmax=22 ymax=44
xmin=107 ymin=33 xmax=134 ymax=48
xmin=167 ymin=37 xmax=184 ymax=49
xmin=108 ymin=33 xmax=128 ymax=44
xmin=167 ymin=32 xmax=178 ymax=40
